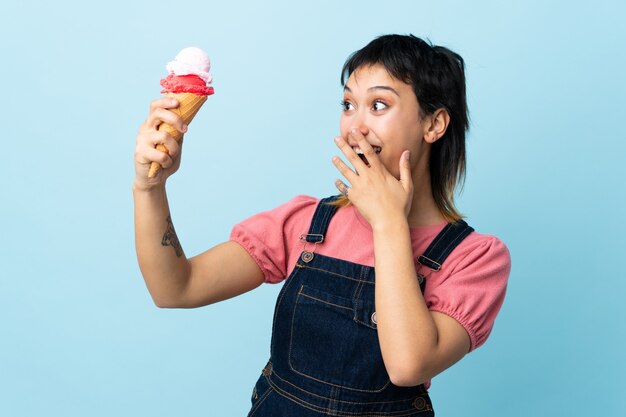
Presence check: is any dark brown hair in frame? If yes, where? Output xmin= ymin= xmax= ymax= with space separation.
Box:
xmin=329 ymin=34 xmax=469 ymax=223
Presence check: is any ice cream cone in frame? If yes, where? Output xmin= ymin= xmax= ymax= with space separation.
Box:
xmin=148 ymin=91 xmax=208 ymax=178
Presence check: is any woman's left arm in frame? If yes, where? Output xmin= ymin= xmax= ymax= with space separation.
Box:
xmin=332 ymin=130 xmax=471 ymax=387
xmin=372 ymin=219 xmax=470 ymax=387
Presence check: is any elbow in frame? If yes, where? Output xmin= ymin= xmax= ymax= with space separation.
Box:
xmin=151 ymin=293 xmax=184 ymax=309
xmin=390 ymin=372 xmax=428 ymax=388
xmin=143 ymin=278 xmax=191 ymax=308
xmin=154 ymin=301 xmax=172 ymax=309
xmin=389 ymin=364 xmax=429 ymax=388
xmin=151 ymin=292 xmax=208 ymax=309
xmin=153 ymin=297 xmax=174 ymax=309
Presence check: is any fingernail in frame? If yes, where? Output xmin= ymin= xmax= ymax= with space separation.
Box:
xmin=182 ymin=124 xmax=188 ymax=132
xmin=171 ymin=99 xmax=178 ymax=105
xmin=405 ymin=151 xmax=410 ymax=161
xmin=334 ymin=137 xmax=341 ymax=143
xmin=350 ymin=128 xmax=358 ymax=135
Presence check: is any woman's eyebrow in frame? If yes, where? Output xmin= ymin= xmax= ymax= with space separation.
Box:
xmin=368 ymin=86 xmax=400 ymax=96
xmin=343 ymin=85 xmax=400 ymax=96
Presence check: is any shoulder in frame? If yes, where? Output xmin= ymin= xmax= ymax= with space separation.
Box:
xmin=283 ymin=194 xmax=320 ymax=210
xmin=228 ymin=195 xmax=323 ymax=284
xmin=425 ymin=229 xmax=511 ymax=351
xmin=265 ymin=194 xmax=320 ymax=222
xmin=260 ymin=194 xmax=320 ymax=211
xmin=231 ymin=194 xmax=321 ymax=230
xmin=447 ymin=231 xmax=511 ymax=276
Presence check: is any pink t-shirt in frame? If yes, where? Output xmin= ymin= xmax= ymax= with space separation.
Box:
xmin=230 ymin=195 xmax=511 ymax=386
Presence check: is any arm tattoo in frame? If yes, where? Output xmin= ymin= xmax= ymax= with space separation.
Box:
xmin=162 ymin=215 xmax=183 ymax=257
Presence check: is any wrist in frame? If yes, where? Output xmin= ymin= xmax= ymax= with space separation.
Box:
xmin=132 ymin=181 xmax=166 ymax=194
xmin=371 ymin=215 xmax=409 ymax=235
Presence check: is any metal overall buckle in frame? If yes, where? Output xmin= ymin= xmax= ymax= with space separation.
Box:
xmin=299 ymin=234 xmax=324 ymax=263
xmin=416 ymin=255 xmax=441 ymax=286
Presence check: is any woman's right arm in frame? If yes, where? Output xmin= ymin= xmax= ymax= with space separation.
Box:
xmin=133 ymin=98 xmax=265 ymax=308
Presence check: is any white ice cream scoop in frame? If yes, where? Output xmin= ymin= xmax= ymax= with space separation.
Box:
xmin=166 ymin=46 xmax=212 ymax=83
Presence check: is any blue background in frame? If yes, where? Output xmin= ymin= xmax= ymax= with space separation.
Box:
xmin=2 ymin=1 xmax=625 ymax=416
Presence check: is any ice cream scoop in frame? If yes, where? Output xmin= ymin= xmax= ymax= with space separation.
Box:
xmin=148 ymin=47 xmax=215 ymax=178
xmin=166 ymin=47 xmax=213 ymax=83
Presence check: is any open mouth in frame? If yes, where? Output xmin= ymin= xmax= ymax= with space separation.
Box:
xmin=353 ymin=145 xmax=382 ymax=167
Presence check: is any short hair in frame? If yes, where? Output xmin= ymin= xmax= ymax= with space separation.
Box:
xmin=332 ymin=34 xmax=469 ymax=223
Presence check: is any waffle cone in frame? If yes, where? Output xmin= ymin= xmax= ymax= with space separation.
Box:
xmin=148 ymin=92 xmax=208 ymax=178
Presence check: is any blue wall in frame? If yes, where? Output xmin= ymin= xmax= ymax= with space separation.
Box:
xmin=1 ymin=1 xmax=624 ymax=415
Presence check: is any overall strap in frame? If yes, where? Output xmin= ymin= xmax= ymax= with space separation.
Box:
xmin=301 ymin=194 xmax=342 ymax=243
xmin=418 ymin=219 xmax=474 ymax=271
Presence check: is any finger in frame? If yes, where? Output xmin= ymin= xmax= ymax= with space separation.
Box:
xmin=144 ymin=144 xmax=174 ymax=169
xmin=138 ymin=129 xmax=170 ymax=151
xmin=166 ymin=136 xmax=181 ymax=159
xmin=332 ymin=154 xmax=357 ymax=184
xmin=147 ymin=130 xmax=181 ymax=159
xmin=143 ymin=97 xmax=179 ymax=128
xmin=399 ymin=150 xmax=413 ymax=192
xmin=140 ymin=129 xmax=169 ymax=145
xmin=135 ymin=142 xmax=166 ymax=165
xmin=149 ymin=97 xmax=180 ymax=113
xmin=147 ymin=107 xmax=187 ymax=133
xmin=351 ymin=128 xmax=381 ymax=169
xmin=140 ymin=98 xmax=180 ymax=133
xmin=334 ymin=179 xmax=351 ymax=197
xmin=334 ymin=135 xmax=366 ymax=172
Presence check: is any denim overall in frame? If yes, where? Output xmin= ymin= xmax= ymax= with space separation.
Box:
xmin=247 ymin=195 xmax=474 ymax=417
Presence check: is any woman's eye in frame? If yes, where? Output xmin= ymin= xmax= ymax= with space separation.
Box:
xmin=372 ymin=100 xmax=388 ymax=111
xmin=340 ymin=100 xmax=353 ymax=111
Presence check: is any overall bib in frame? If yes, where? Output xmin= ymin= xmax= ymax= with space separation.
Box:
xmin=247 ymin=195 xmax=474 ymax=417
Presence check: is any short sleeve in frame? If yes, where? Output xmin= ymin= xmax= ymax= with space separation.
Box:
xmin=229 ymin=195 xmax=318 ymax=284
xmin=425 ymin=235 xmax=511 ymax=352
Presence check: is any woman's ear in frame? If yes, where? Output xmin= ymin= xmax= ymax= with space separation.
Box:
xmin=424 ymin=108 xmax=450 ymax=144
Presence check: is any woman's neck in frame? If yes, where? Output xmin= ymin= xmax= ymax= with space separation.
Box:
xmin=407 ymin=168 xmax=447 ymax=228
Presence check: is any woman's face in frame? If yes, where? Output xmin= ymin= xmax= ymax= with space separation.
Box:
xmin=340 ymin=63 xmax=426 ymax=179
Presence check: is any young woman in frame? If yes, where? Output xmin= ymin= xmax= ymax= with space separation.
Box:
xmin=133 ymin=34 xmax=511 ymax=416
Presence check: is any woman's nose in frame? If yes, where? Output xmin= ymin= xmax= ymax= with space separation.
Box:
xmin=349 ymin=125 xmax=370 ymax=139
xmin=349 ymin=113 xmax=370 ymax=137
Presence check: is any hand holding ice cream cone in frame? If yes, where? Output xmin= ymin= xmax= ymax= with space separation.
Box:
xmin=148 ymin=47 xmax=215 ymax=178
